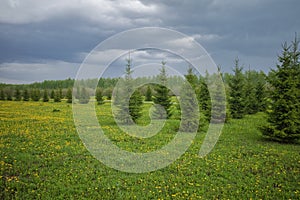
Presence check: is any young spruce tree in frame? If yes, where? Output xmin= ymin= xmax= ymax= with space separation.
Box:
xmin=115 ymin=58 xmax=143 ymax=124
xmin=54 ymin=90 xmax=61 ymax=102
xmin=261 ymin=37 xmax=300 ymax=142
xmin=79 ymin=87 xmax=90 ymax=104
xmin=153 ymin=61 xmax=172 ymax=119
xmin=95 ymin=88 xmax=104 ymax=105
xmin=0 ymin=89 xmax=5 ymax=100
xmin=23 ymin=89 xmax=29 ymax=101
xmin=14 ymin=88 xmax=22 ymax=101
xmin=228 ymin=58 xmax=245 ymax=119
xmin=66 ymin=88 xmax=73 ymax=103
xmin=179 ymin=67 xmax=199 ymax=132
xmin=42 ymin=89 xmax=49 ymax=102
xmin=145 ymin=85 xmax=152 ymax=101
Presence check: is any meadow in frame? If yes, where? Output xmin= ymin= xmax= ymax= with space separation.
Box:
xmin=0 ymin=101 xmax=299 ymax=199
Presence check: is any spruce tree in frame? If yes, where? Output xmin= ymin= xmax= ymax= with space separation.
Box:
xmin=261 ymin=37 xmax=300 ymax=142
xmin=198 ymin=72 xmax=212 ymax=123
xmin=145 ymin=85 xmax=152 ymax=101
xmin=209 ymin=72 xmax=227 ymax=123
xmin=54 ymin=90 xmax=61 ymax=102
xmin=6 ymin=90 xmax=13 ymax=101
xmin=95 ymin=88 xmax=104 ymax=105
xmin=59 ymin=88 xmax=63 ymax=99
xmin=255 ymin=72 xmax=267 ymax=112
xmin=228 ymin=58 xmax=245 ymax=119
xmin=42 ymin=89 xmax=49 ymax=102
xmin=79 ymin=87 xmax=90 ymax=104
xmin=115 ymin=58 xmax=143 ymax=124
xmin=0 ymin=89 xmax=5 ymax=100
xmin=244 ymin=69 xmax=258 ymax=114
xmin=66 ymin=88 xmax=73 ymax=103
xmin=14 ymin=88 xmax=21 ymax=101
xmin=179 ymin=67 xmax=199 ymax=132
xmin=129 ymin=90 xmax=143 ymax=122
xmin=50 ymin=90 xmax=55 ymax=99
xmin=23 ymin=89 xmax=29 ymax=101
xmin=31 ymin=89 xmax=40 ymax=101
xmin=153 ymin=62 xmax=173 ymax=119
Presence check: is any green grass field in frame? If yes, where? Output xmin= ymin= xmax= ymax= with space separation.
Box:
xmin=0 ymin=101 xmax=299 ymax=199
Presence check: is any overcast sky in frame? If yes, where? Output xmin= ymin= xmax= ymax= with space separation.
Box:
xmin=0 ymin=0 xmax=299 ymax=84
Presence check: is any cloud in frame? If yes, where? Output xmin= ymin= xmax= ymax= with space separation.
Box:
xmin=0 ymin=0 xmax=160 ymax=26
xmin=1 ymin=0 xmax=300 ymax=83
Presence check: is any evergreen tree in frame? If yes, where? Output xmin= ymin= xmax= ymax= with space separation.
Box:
xmin=6 ymin=90 xmax=13 ymax=101
xmin=59 ymin=88 xmax=63 ymax=99
xmin=209 ymin=72 xmax=227 ymax=123
xmin=50 ymin=90 xmax=55 ymax=99
xmin=79 ymin=87 xmax=90 ymax=104
xmin=152 ymin=62 xmax=173 ymax=119
xmin=198 ymin=72 xmax=212 ymax=123
xmin=31 ymin=89 xmax=40 ymax=101
xmin=129 ymin=90 xmax=143 ymax=122
xmin=261 ymin=37 xmax=300 ymax=142
xmin=14 ymin=88 xmax=22 ymax=101
xmin=115 ymin=58 xmax=143 ymax=123
xmin=66 ymin=88 xmax=73 ymax=103
xmin=75 ymin=86 xmax=80 ymax=99
xmin=23 ymin=89 xmax=29 ymax=101
xmin=145 ymin=85 xmax=152 ymax=101
xmin=228 ymin=58 xmax=245 ymax=119
xmin=0 ymin=89 xmax=5 ymax=100
xmin=42 ymin=89 xmax=49 ymax=102
xmin=96 ymin=88 xmax=104 ymax=105
xmin=179 ymin=67 xmax=199 ymax=132
xmin=54 ymin=90 xmax=61 ymax=102
xmin=255 ymin=72 xmax=267 ymax=112
xmin=244 ymin=69 xmax=258 ymax=114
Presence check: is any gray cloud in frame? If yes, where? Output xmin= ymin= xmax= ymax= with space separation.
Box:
xmin=0 ymin=0 xmax=299 ymax=83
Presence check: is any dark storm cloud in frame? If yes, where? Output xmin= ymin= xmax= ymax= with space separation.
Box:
xmin=0 ymin=0 xmax=299 ymax=83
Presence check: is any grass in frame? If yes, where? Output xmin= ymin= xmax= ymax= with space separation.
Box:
xmin=0 ymin=101 xmax=299 ymax=199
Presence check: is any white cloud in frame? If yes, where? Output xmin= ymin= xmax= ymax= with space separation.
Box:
xmin=0 ymin=0 xmax=160 ymax=27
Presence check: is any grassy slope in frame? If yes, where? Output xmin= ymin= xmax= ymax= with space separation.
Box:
xmin=0 ymin=101 xmax=299 ymax=199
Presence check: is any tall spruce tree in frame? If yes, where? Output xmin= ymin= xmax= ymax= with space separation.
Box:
xmin=145 ymin=85 xmax=152 ymax=101
xmin=179 ymin=67 xmax=199 ymax=132
xmin=42 ymin=89 xmax=49 ymax=102
xmin=31 ymin=89 xmax=40 ymax=101
xmin=6 ymin=89 xmax=13 ymax=101
xmin=79 ymin=87 xmax=90 ymax=104
xmin=198 ymin=71 xmax=212 ymax=123
xmin=244 ymin=69 xmax=258 ymax=114
xmin=23 ymin=89 xmax=29 ymax=101
xmin=0 ymin=89 xmax=5 ymax=100
xmin=95 ymin=88 xmax=104 ymax=105
xmin=129 ymin=90 xmax=143 ymax=122
xmin=261 ymin=37 xmax=300 ymax=142
xmin=228 ymin=58 xmax=245 ymax=119
xmin=209 ymin=70 xmax=227 ymax=124
xmin=255 ymin=72 xmax=267 ymax=112
xmin=115 ymin=58 xmax=143 ymax=124
xmin=54 ymin=90 xmax=61 ymax=102
xmin=66 ymin=88 xmax=73 ymax=103
xmin=153 ymin=61 xmax=173 ymax=119
xmin=59 ymin=88 xmax=63 ymax=99
xmin=14 ymin=88 xmax=21 ymax=101
xmin=50 ymin=90 xmax=55 ymax=99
